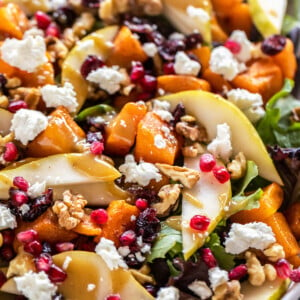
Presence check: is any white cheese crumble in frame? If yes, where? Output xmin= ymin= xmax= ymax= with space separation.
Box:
xmin=135 ymin=251 xmax=145 ymax=262
xmin=95 ymin=238 xmax=128 ymax=270
xmin=207 ymin=123 xmax=232 ymax=162
xmin=62 ymin=256 xmax=72 ymax=270
xmin=19 ymin=204 xmax=30 ymax=215
xmin=156 ymin=286 xmax=180 ymax=300
xmin=0 ymin=204 xmax=17 ymax=230
xmin=186 ymin=5 xmax=210 ymax=30
xmin=27 ymin=181 xmax=46 ymax=198
xmin=87 ymin=283 xmax=96 ymax=292
xmin=50 ymin=0 xmax=68 ymax=10
xmin=154 ymin=134 xmax=166 ymax=149
xmin=210 ymin=46 xmax=246 ymax=81
xmin=188 ymin=280 xmax=212 ymax=300
xmin=40 ymin=82 xmax=78 ymax=113
xmin=169 ymin=32 xmax=185 ymax=40
xmin=24 ymin=28 xmax=44 ymax=38
xmin=227 ymin=88 xmax=265 ymax=123
xmin=118 ymin=246 xmax=131 ymax=257
xmin=152 ymin=99 xmax=173 ymax=122
xmin=1 ymin=35 xmax=47 ymax=73
xmin=119 ymin=154 xmax=162 ymax=186
xmin=14 ymin=271 xmax=57 ymax=300
xmin=229 ymin=30 xmax=252 ymax=62
xmin=143 ymin=42 xmax=158 ymax=57
xmin=86 ymin=66 xmax=125 ymax=94
xmin=11 ymin=109 xmax=48 ymax=145
xmin=224 ymin=222 xmax=276 ymax=255
xmin=208 ymin=267 xmax=229 ymax=291
xmin=174 ymin=51 xmax=201 ymax=76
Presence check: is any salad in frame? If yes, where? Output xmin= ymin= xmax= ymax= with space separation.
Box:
xmin=0 ymin=0 xmax=300 ymax=299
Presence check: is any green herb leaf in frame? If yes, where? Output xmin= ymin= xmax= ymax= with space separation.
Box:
xmin=76 ymin=104 xmax=114 ymax=122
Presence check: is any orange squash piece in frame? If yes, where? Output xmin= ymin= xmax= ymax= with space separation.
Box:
xmin=264 ymin=212 xmax=300 ymax=258
xmin=105 ymin=102 xmax=147 ymax=156
xmin=135 ymin=112 xmax=181 ymax=165
xmin=230 ymin=183 xmax=283 ymax=224
xmin=211 ymin=16 xmax=228 ymax=42
xmin=189 ymin=46 xmax=211 ymax=72
xmin=157 ymin=75 xmax=211 ymax=93
xmin=272 ymin=38 xmax=297 ymax=80
xmin=211 ymin=0 xmax=242 ymax=15
xmin=95 ymin=200 xmax=139 ymax=247
xmin=26 ymin=106 xmax=85 ymax=157
xmin=231 ymin=58 xmax=283 ymax=103
xmin=288 ymin=255 xmax=300 ymax=268
xmin=202 ymin=67 xmax=232 ymax=93
xmin=106 ymin=26 xmax=148 ymax=69
xmin=284 ymin=202 xmax=300 ymax=240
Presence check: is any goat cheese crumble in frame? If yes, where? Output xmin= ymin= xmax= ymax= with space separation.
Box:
xmin=208 ymin=267 xmax=229 ymax=290
xmin=62 ymin=255 xmax=72 ymax=270
xmin=174 ymin=51 xmax=201 ymax=76
xmin=229 ymin=30 xmax=252 ymax=62
xmin=152 ymin=100 xmax=173 ymax=122
xmin=224 ymin=222 xmax=276 ymax=254
xmin=27 ymin=181 xmax=46 ymax=198
xmin=11 ymin=109 xmax=48 ymax=145
xmin=156 ymin=286 xmax=180 ymax=300
xmin=0 ymin=204 xmax=17 ymax=230
xmin=188 ymin=280 xmax=212 ymax=300
xmin=1 ymin=35 xmax=47 ymax=73
xmin=40 ymin=82 xmax=78 ymax=113
xmin=154 ymin=134 xmax=167 ymax=149
xmin=143 ymin=42 xmax=158 ymax=57
xmin=119 ymin=154 xmax=162 ymax=186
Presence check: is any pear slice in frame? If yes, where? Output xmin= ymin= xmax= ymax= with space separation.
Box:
xmin=0 ymin=153 xmax=121 ymax=200
xmin=62 ymin=26 xmax=119 ymax=113
xmin=159 ymin=90 xmax=282 ymax=184
xmin=3 ymin=0 xmax=50 ymax=14
xmin=0 ymin=109 xmax=13 ymax=136
xmin=248 ymin=0 xmax=287 ymax=38
xmin=182 ymin=156 xmax=231 ymax=259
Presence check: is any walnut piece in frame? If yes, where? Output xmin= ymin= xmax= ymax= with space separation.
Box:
xmin=245 ymin=251 xmax=265 ymax=286
xmin=227 ymin=152 xmax=246 ymax=180
xmin=176 ymin=121 xmax=208 ymax=142
xmin=182 ymin=142 xmax=205 ymax=157
xmin=5 ymin=77 xmax=21 ymax=89
xmin=9 ymin=87 xmax=41 ymax=110
xmin=46 ymin=36 xmax=69 ymax=68
xmin=156 ymin=163 xmax=201 ymax=188
xmin=7 ymin=250 xmax=36 ymax=278
xmin=263 ymin=243 xmax=285 ymax=262
xmin=52 ymin=190 xmax=87 ymax=230
xmin=212 ymin=280 xmax=243 ymax=300
xmin=0 ymin=95 xmax=9 ymax=109
xmin=263 ymin=264 xmax=277 ymax=281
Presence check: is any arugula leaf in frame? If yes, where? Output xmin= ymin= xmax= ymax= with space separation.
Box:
xmin=147 ymin=223 xmax=182 ymax=262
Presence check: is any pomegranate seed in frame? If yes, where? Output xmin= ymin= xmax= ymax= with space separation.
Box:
xmin=8 ymin=100 xmax=28 ymax=113
xmin=105 ymin=295 xmax=121 ymax=300
xmin=201 ymin=248 xmax=217 ymax=269
xmin=45 ymin=23 xmax=60 ymax=38
xmin=90 ymin=141 xmax=104 ymax=155
xmin=224 ymin=39 xmax=241 ymax=54
xmin=48 ymin=265 xmax=67 ymax=283
xmin=34 ymin=11 xmax=52 ymax=30
xmin=275 ymin=259 xmax=292 ymax=278
xmin=199 ymin=153 xmax=216 ymax=172
xmin=3 ymin=142 xmax=18 ymax=162
xmin=229 ymin=264 xmax=248 ymax=280
xmin=2 ymin=230 xmax=15 ymax=245
xmin=90 ymin=209 xmax=108 ymax=225
xmin=13 ymin=176 xmax=29 ymax=192
xmin=135 ymin=198 xmax=148 ymax=211
xmin=24 ymin=240 xmax=42 ymax=257
xmin=163 ymin=62 xmax=175 ymax=74
xmin=0 ymin=245 xmax=15 ymax=261
xmin=212 ymin=166 xmax=230 ymax=183
xmin=0 ymin=270 xmax=7 ymax=287
xmin=190 ymin=215 xmax=210 ymax=231
xmin=130 ymin=62 xmax=145 ymax=83
xmin=120 ymin=230 xmax=136 ymax=246
xmin=55 ymin=242 xmax=74 ymax=253
xmin=80 ymin=55 xmax=105 ymax=78
xmin=35 ymin=253 xmax=53 ymax=272
xmin=261 ymin=35 xmax=286 ymax=56
xmin=290 ymin=268 xmax=300 ymax=282
xmin=140 ymin=75 xmax=157 ymax=92
xmin=10 ymin=189 xmax=29 ymax=206
xmin=17 ymin=230 xmax=38 ymax=244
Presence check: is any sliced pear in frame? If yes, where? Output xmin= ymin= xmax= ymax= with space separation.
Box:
xmin=2 ymin=0 xmax=50 ymax=14
xmin=162 ymin=0 xmax=212 ymax=43
xmin=0 ymin=153 xmax=121 ymax=200
xmin=248 ymin=0 xmax=287 ymax=37
xmin=182 ymin=156 xmax=231 ymax=259
xmin=62 ymin=26 xmax=119 ymax=113
xmin=0 ymin=109 xmax=13 ymax=136
xmin=159 ymin=90 xmax=282 ymax=185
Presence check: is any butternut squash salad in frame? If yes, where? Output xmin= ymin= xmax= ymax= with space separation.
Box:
xmin=0 ymin=0 xmax=300 ymax=299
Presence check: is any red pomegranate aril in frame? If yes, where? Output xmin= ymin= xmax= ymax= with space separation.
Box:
xmin=275 ymin=259 xmax=292 ymax=278
xmin=130 ymin=62 xmax=145 ymax=82
xmin=229 ymin=264 xmax=248 ymax=280
xmin=120 ymin=230 xmax=136 ymax=246
xmin=8 ymin=100 xmax=28 ymax=113
xmin=190 ymin=215 xmax=210 ymax=231
xmin=10 ymin=189 xmax=29 ymax=206
xmin=224 ymin=39 xmax=241 ymax=54
xmin=0 ymin=270 xmax=7 ymax=288
xmin=2 ymin=230 xmax=15 ymax=245
xmin=0 ymin=245 xmax=15 ymax=261
xmin=35 ymin=11 xmax=52 ymax=30
xmin=135 ymin=198 xmax=148 ymax=211
xmin=140 ymin=75 xmax=157 ymax=92
xmin=3 ymin=142 xmax=18 ymax=162
xmin=105 ymin=294 xmax=121 ymax=300
xmin=90 ymin=209 xmax=108 ymax=225
xmin=212 ymin=166 xmax=230 ymax=183
xmin=199 ymin=153 xmax=216 ymax=172
xmin=17 ymin=230 xmax=38 ymax=244
xmin=35 ymin=253 xmax=53 ymax=272
xmin=290 ymin=268 xmax=300 ymax=282
xmin=13 ymin=176 xmax=29 ymax=192
xmin=46 ymin=23 xmax=60 ymax=38
xmin=24 ymin=240 xmax=43 ymax=257
xmin=261 ymin=35 xmax=286 ymax=56
xmin=48 ymin=265 xmax=67 ymax=283
xmin=90 ymin=141 xmax=104 ymax=155
xmin=201 ymin=248 xmax=217 ymax=269
xmin=55 ymin=242 xmax=74 ymax=253
xmin=163 ymin=62 xmax=175 ymax=75
xmin=80 ymin=55 xmax=105 ymax=78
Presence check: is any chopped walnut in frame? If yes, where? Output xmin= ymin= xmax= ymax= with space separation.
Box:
xmin=137 ymin=0 xmax=163 ymax=15
xmin=0 ymin=133 xmax=14 ymax=148
xmin=9 ymin=87 xmax=41 ymax=110
xmin=152 ymin=184 xmax=182 ymax=217
xmin=227 ymin=152 xmax=246 ymax=180
xmin=156 ymin=163 xmax=201 ymax=188
xmin=73 ymin=12 xmax=95 ymax=37
xmin=263 ymin=243 xmax=285 ymax=262
xmin=176 ymin=121 xmax=208 ymax=142
xmin=62 ymin=28 xmax=77 ymax=49
xmin=0 ymin=95 xmax=9 ymax=109
xmin=46 ymin=36 xmax=69 ymax=68
xmin=263 ymin=264 xmax=277 ymax=281
xmin=245 ymin=251 xmax=265 ymax=286
xmin=52 ymin=190 xmax=87 ymax=230
xmin=5 ymin=77 xmax=21 ymax=89
xmin=180 ymin=115 xmax=196 ymax=123
xmin=212 ymin=280 xmax=243 ymax=300
xmin=182 ymin=142 xmax=205 ymax=157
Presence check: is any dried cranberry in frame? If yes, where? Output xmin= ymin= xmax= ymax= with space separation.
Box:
xmin=130 ymin=62 xmax=145 ymax=83
xmin=190 ymin=215 xmax=210 ymax=231
xmin=81 ymin=0 xmax=100 ymax=8
xmin=24 ymin=240 xmax=43 ymax=256
xmin=229 ymin=264 xmax=248 ymax=280
xmin=275 ymin=259 xmax=292 ymax=278
xmin=48 ymin=265 xmax=67 ymax=283
xmin=0 ymin=245 xmax=15 ymax=261
xmin=199 ymin=153 xmax=216 ymax=172
xmin=9 ymin=189 xmax=28 ymax=207
xmin=17 ymin=230 xmax=38 ymax=244
xmin=35 ymin=253 xmax=53 ymax=272
xmin=0 ymin=73 xmax=7 ymax=93
xmin=3 ymin=142 xmax=18 ymax=162
xmin=0 ymin=270 xmax=7 ymax=288
xmin=35 ymin=11 xmax=52 ymax=30
xmin=90 ymin=141 xmax=104 ymax=155
xmin=171 ymin=103 xmax=185 ymax=127
xmin=201 ymin=248 xmax=217 ymax=269
xmin=186 ymin=32 xmax=203 ymax=49
xmin=105 ymin=295 xmax=121 ymax=300
xmin=90 ymin=209 xmax=108 ymax=225
xmin=290 ymin=268 xmax=300 ymax=282
xmin=135 ymin=198 xmax=148 ymax=211
xmin=212 ymin=166 xmax=230 ymax=183
xmin=80 ymin=55 xmax=105 ymax=78
xmin=45 ymin=23 xmax=60 ymax=38
xmin=120 ymin=230 xmax=136 ymax=246
xmin=126 ymin=185 xmax=159 ymax=204
xmin=140 ymin=75 xmax=157 ymax=93
xmin=55 ymin=242 xmax=74 ymax=252
xmin=2 ymin=230 xmax=15 ymax=245
xmin=13 ymin=176 xmax=29 ymax=192
xmin=124 ymin=253 xmax=142 ymax=268
xmin=261 ymin=35 xmax=286 ymax=56
xmin=224 ymin=39 xmax=241 ymax=54
xmin=163 ymin=62 xmax=175 ymax=75
xmin=159 ymin=39 xmax=186 ymax=61
xmin=53 ymin=7 xmax=76 ymax=28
